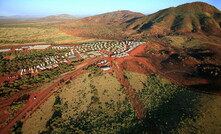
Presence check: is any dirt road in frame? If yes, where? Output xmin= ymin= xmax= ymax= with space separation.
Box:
xmin=0 ymin=57 xmax=105 ymax=134
xmin=112 ymin=61 xmax=147 ymax=119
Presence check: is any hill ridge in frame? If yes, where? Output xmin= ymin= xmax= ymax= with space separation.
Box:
xmin=40 ymin=14 xmax=77 ymax=21
xmin=121 ymin=2 xmax=221 ymax=36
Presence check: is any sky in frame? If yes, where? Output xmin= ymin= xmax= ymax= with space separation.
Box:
xmin=0 ymin=0 xmax=220 ymax=17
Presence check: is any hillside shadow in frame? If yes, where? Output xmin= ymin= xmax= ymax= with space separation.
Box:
xmin=146 ymin=89 xmax=200 ymax=133
xmin=190 ymin=83 xmax=221 ymax=92
xmin=140 ymin=21 xmax=154 ymax=30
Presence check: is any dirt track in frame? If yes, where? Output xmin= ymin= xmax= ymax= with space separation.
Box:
xmin=2 ymin=41 xmax=214 ymax=133
xmin=0 ymin=42 xmax=153 ymax=133
xmin=112 ymin=60 xmax=147 ymax=119
xmin=0 ymin=57 xmax=106 ymax=134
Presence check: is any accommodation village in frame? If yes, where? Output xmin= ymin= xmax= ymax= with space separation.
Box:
xmin=0 ymin=41 xmax=145 ymax=84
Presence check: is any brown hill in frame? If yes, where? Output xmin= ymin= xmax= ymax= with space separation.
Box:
xmin=57 ymin=2 xmax=221 ymax=40
xmin=75 ymin=10 xmax=144 ymax=24
xmin=40 ymin=14 xmax=77 ymax=21
xmin=121 ymin=2 xmax=221 ymax=36
xmin=57 ymin=10 xmax=145 ymax=40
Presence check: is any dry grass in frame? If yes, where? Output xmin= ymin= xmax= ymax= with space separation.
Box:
xmin=126 ymin=73 xmax=221 ymax=133
xmin=21 ymin=72 xmax=128 ymax=132
xmin=124 ymin=71 xmax=147 ymax=92
xmin=163 ymin=36 xmax=187 ymax=48
xmin=59 ymin=73 xmax=126 ymax=119
xmin=22 ymin=95 xmax=55 ymax=134
xmin=0 ymin=22 xmax=100 ymax=47
xmin=173 ymin=94 xmax=221 ymax=133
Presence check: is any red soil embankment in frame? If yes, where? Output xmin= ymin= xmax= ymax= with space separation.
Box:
xmin=128 ymin=43 xmax=148 ymax=56
xmin=73 ymin=49 xmax=83 ymax=61
xmin=112 ymin=61 xmax=147 ymax=119
xmin=115 ymin=43 xmax=157 ymax=75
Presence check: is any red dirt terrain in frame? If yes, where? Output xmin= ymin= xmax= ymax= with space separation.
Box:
xmin=112 ymin=61 xmax=147 ymax=119
xmin=0 ymin=57 xmax=108 ymax=133
xmin=108 ymin=40 xmax=221 ymax=94
xmin=71 ymin=10 xmax=144 ymax=24
xmin=116 ymin=43 xmax=157 ymax=75
xmin=1 ymin=40 xmax=220 ymax=133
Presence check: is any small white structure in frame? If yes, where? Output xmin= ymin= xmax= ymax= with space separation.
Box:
xmin=0 ymin=49 xmax=11 ymax=52
xmin=31 ymin=45 xmax=51 ymax=50
xmin=52 ymin=45 xmax=73 ymax=49
xmin=101 ymin=66 xmax=112 ymax=71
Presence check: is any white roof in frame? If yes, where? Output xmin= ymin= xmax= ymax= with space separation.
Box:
xmin=0 ymin=49 xmax=11 ymax=52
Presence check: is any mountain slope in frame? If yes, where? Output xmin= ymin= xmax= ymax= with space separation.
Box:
xmin=122 ymin=2 xmax=221 ymax=36
xmin=75 ymin=10 xmax=144 ymax=24
xmin=40 ymin=14 xmax=77 ymax=21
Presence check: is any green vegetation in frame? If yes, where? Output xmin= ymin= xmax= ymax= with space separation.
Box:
xmin=137 ymin=75 xmax=200 ymax=133
xmin=8 ymin=95 xmax=29 ymax=124
xmin=53 ymin=96 xmax=62 ymax=110
xmin=84 ymin=65 xmax=101 ymax=76
xmin=22 ymin=69 xmax=221 ymax=133
xmin=163 ymin=35 xmax=187 ymax=48
xmin=40 ymin=94 xmax=143 ymax=134
xmin=0 ymin=49 xmax=69 ymax=75
xmin=37 ymin=73 xmax=149 ymax=134
xmin=0 ymin=64 xmax=74 ymax=98
xmin=43 ymin=96 xmax=63 ymax=133
xmin=184 ymin=38 xmax=206 ymax=49
xmin=12 ymin=121 xmax=23 ymax=134
xmin=60 ymin=24 xmax=127 ymax=40
xmin=10 ymin=99 xmax=27 ymax=112
xmin=0 ymin=22 xmax=83 ymax=46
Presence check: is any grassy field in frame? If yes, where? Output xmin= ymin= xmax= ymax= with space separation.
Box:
xmin=0 ymin=22 xmax=93 ymax=47
xmin=22 ymin=95 xmax=56 ymax=134
xmin=124 ymin=71 xmax=147 ymax=92
xmin=124 ymin=71 xmax=221 ymax=133
xmin=59 ymin=23 xmax=129 ymax=40
xmin=20 ymin=69 xmax=221 ymax=133
xmin=22 ymin=73 xmax=143 ymax=133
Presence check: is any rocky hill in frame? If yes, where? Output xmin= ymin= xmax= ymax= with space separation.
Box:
xmin=75 ymin=10 xmax=144 ymax=24
xmin=121 ymin=2 xmax=221 ymax=36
